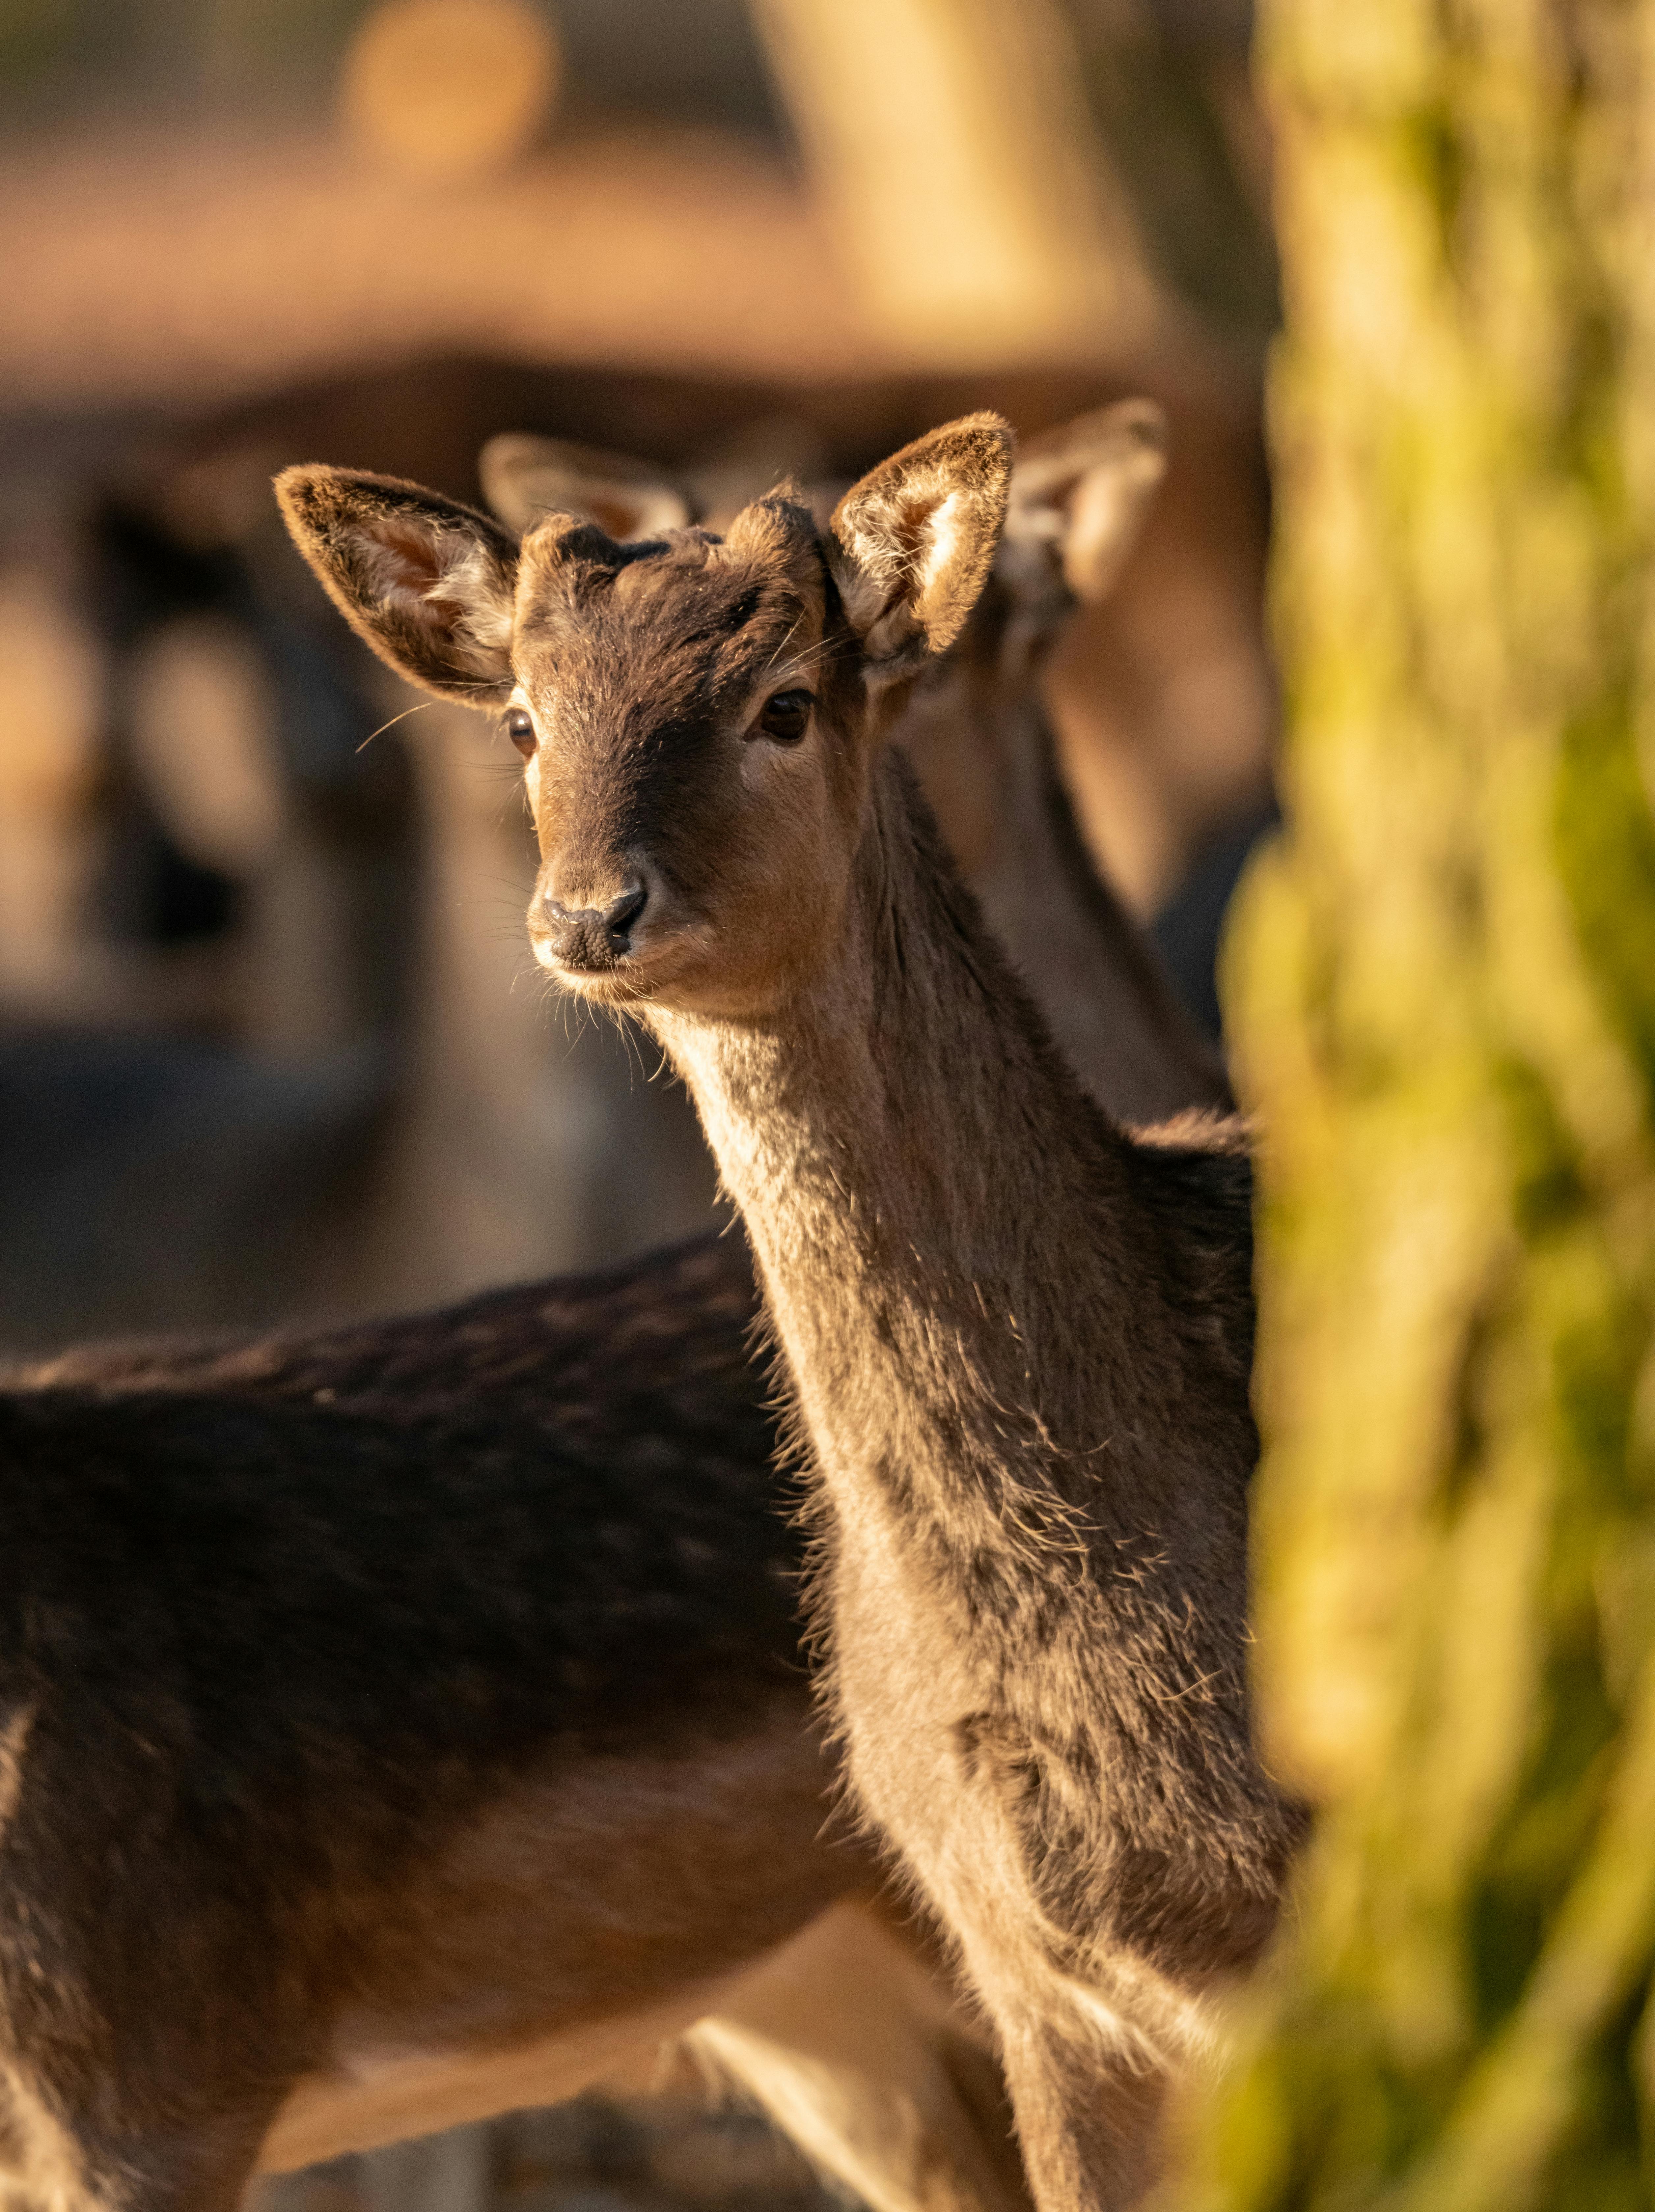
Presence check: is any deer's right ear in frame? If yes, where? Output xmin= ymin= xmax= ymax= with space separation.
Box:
xmin=275 ymin=466 xmax=518 ymax=708
xmin=830 ymin=413 xmax=1014 ymax=673
xmin=478 ymin=434 xmax=693 ymax=541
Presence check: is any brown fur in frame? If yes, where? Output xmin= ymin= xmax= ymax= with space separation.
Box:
xmin=9 ymin=1240 xmax=1016 ymax=2212
xmin=275 ymin=420 xmax=1301 ymax=2212
xmin=0 ymin=1239 xmax=853 ymax=2212
xmin=0 ymin=418 xmax=1213 ymax=2212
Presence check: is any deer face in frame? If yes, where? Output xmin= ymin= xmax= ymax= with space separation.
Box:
xmin=500 ymin=498 xmax=864 ymax=1018
xmin=276 ymin=416 xmax=1014 ymax=1018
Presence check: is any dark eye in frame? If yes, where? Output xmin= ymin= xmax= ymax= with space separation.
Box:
xmin=505 ymin=709 xmax=536 ymax=759
xmin=758 ymin=690 xmax=814 ymax=744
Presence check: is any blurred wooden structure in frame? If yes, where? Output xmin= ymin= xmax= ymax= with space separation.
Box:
xmin=748 ymin=0 xmax=1155 ymax=365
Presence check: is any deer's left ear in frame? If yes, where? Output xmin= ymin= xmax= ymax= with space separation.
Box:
xmin=830 ymin=413 xmax=1014 ymax=671
xmin=275 ymin=465 xmax=519 ymax=708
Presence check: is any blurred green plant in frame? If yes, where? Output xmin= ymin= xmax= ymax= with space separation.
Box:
xmin=1183 ymin=0 xmax=1655 ymax=2204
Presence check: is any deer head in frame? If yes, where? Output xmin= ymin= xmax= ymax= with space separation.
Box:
xmin=277 ymin=414 xmax=1014 ymax=1021
xmin=468 ymin=406 xmax=1169 ymax=890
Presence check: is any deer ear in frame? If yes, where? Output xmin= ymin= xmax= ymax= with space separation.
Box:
xmin=830 ymin=413 xmax=1014 ymax=670
xmin=1002 ymin=399 xmax=1167 ymax=610
xmin=478 ymin=433 xmax=693 ymax=541
xmin=276 ymin=466 xmax=518 ymax=708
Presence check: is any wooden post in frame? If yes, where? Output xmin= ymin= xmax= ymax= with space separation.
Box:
xmin=747 ymin=0 xmax=1155 ymax=366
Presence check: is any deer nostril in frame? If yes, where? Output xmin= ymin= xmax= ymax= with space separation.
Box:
xmin=602 ymin=882 xmax=647 ymax=942
xmin=540 ymin=878 xmax=648 ymax=967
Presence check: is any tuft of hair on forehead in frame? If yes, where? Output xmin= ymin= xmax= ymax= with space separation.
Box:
xmin=505 ymin=486 xmax=828 ymax=728
xmin=515 ymin=490 xmax=821 ymax=631
xmin=718 ymin=485 xmax=819 ymax=575
xmin=517 ymin=508 xmax=668 ymax=576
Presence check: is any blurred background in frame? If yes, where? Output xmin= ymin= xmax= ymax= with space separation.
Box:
xmin=0 ymin=6 xmax=1276 ymax=2203
xmin=0 ymin=0 xmax=1279 ymax=1358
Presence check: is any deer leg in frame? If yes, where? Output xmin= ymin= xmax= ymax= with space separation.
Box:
xmin=687 ymin=1898 xmax=1032 ymax=2212
xmin=929 ymin=1895 xmax=1194 ymax=2212
xmin=990 ymin=2012 xmax=1170 ymax=2212
xmin=0 ymin=2067 xmax=273 ymax=2212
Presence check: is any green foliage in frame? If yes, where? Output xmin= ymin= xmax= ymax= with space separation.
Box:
xmin=1180 ymin=0 xmax=1655 ymax=2204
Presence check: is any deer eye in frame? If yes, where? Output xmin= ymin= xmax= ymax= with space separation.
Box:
xmin=757 ymin=690 xmax=814 ymax=744
xmin=505 ymin=709 xmax=537 ymax=758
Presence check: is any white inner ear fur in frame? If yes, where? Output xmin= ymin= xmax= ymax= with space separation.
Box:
xmin=359 ymin=523 xmax=514 ymax=678
xmin=914 ymin=489 xmax=966 ymax=594
xmin=841 ymin=483 xmax=970 ymax=664
xmin=429 ymin=534 xmax=516 ymax=664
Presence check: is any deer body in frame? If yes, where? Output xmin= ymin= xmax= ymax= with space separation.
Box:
xmin=0 ymin=1240 xmax=856 ymax=2201
xmin=652 ymin=769 xmax=1278 ymax=2208
xmin=13 ymin=1244 xmax=1034 ymax=2212
xmin=275 ymin=417 xmax=1297 ymax=2211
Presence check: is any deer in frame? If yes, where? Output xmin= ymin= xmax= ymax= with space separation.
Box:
xmin=274 ymin=413 xmax=1304 ymax=2212
xmin=0 ymin=411 xmax=1216 ymax=2212
xmin=474 ymin=402 xmax=1226 ymax=1128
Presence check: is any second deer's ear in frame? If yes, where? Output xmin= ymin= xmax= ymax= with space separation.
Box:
xmin=275 ymin=466 xmax=518 ymax=708
xmin=830 ymin=414 xmax=1014 ymax=670
xmin=478 ymin=433 xmax=693 ymax=541
xmin=1003 ymin=399 xmax=1168 ymax=610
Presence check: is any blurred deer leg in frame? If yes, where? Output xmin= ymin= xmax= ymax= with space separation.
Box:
xmin=992 ymin=2017 xmax=1168 ymax=2212
xmin=691 ymin=1901 xmax=1031 ymax=2212
xmin=0 ymin=2078 xmax=276 ymax=2212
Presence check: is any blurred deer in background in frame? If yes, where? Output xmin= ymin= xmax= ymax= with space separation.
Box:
xmin=0 ymin=409 xmax=1227 ymax=2212
xmin=275 ymin=413 xmax=1300 ymax=2212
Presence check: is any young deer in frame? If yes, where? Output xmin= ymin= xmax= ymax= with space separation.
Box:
xmin=453 ymin=406 xmax=1228 ymax=2195
xmin=475 ymin=404 xmax=1226 ymax=1127
xmin=276 ymin=416 xmax=1301 ymax=2212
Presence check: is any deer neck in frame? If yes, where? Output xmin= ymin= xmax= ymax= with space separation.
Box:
xmin=970 ymin=689 xmax=1232 ymax=1126
xmin=899 ymin=620 xmax=1230 ymax=1128
xmin=647 ymin=751 xmax=1191 ymax=1580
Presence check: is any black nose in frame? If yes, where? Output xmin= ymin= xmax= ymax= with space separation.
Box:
xmin=542 ymin=879 xmax=648 ymax=966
